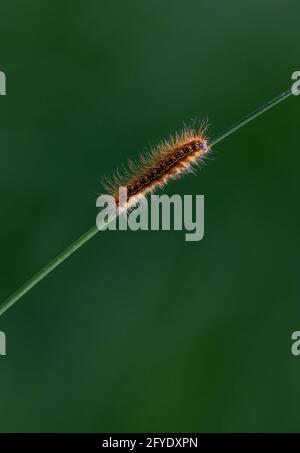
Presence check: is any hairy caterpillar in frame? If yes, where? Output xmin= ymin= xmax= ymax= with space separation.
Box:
xmin=104 ymin=126 xmax=209 ymax=208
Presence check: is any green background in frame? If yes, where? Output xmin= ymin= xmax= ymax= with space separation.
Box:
xmin=0 ymin=0 xmax=299 ymax=433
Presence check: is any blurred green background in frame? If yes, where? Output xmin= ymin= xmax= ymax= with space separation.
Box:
xmin=0 ymin=0 xmax=299 ymax=433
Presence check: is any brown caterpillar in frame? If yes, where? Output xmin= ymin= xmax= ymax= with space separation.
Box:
xmin=103 ymin=126 xmax=209 ymax=208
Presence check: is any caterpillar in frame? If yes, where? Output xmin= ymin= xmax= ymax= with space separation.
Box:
xmin=104 ymin=126 xmax=210 ymax=208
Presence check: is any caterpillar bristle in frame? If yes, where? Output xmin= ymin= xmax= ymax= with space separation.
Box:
xmin=103 ymin=123 xmax=210 ymax=208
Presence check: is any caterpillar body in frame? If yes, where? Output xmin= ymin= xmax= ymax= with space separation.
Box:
xmin=105 ymin=127 xmax=210 ymax=208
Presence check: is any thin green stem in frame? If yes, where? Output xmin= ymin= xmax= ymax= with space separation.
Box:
xmin=0 ymin=87 xmax=294 ymax=317
xmin=210 ymin=87 xmax=292 ymax=146
xmin=0 ymin=226 xmax=98 ymax=317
